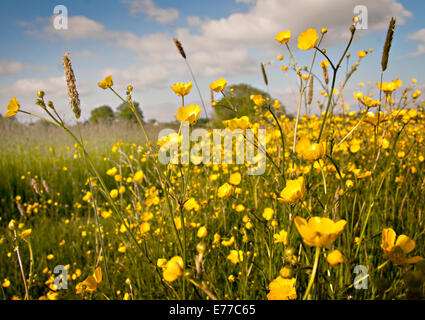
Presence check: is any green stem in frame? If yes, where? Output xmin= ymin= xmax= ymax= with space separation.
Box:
xmin=13 ymin=232 xmax=29 ymax=300
xmin=179 ymin=203 xmax=187 ymax=299
xmin=316 ymin=27 xmax=356 ymax=143
xmin=185 ymin=59 xmax=208 ymax=119
xmin=18 ymin=110 xmax=60 ymax=127
xmin=267 ymin=106 xmax=286 ymax=183
xmin=303 ymin=246 xmax=320 ymax=300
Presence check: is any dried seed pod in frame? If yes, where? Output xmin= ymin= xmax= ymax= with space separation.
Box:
xmin=173 ymin=38 xmax=186 ymax=59
xmin=31 ymin=178 xmax=40 ymax=195
xmin=16 ymin=201 xmax=25 ymax=217
xmin=62 ymin=52 xmax=81 ymax=119
xmin=381 ymin=17 xmax=396 ymax=72
xmin=261 ymin=62 xmax=268 ymax=86
xmin=42 ymin=179 xmax=50 ymax=194
xmin=210 ymin=87 xmax=214 ymax=107
xmin=308 ymin=76 xmax=314 ymax=105
xmin=322 ymin=64 xmax=329 ymax=84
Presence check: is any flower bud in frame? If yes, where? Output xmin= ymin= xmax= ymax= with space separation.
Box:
xmin=284 ymin=247 xmax=295 ymax=259
xmin=196 ymin=242 xmax=206 ymax=255
xmin=8 ymin=219 xmax=16 ymax=231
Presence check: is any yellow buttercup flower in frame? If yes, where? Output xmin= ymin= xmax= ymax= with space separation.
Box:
xmin=174 ymin=104 xmax=201 ymax=124
xmin=278 ymin=177 xmax=306 ymax=204
xmin=5 ymin=97 xmax=20 ymax=117
xmin=229 ymin=172 xmax=241 ymax=186
xmin=327 ymin=249 xmax=344 ymax=266
xmin=170 ymin=81 xmax=193 ymax=97
xmin=139 ymin=222 xmax=150 ymax=235
xmin=157 ymin=258 xmax=167 ymax=268
xmin=157 ymin=133 xmax=181 ymax=148
xmin=365 ymin=111 xmax=387 ymax=126
xmin=98 ymin=75 xmax=113 ymax=89
xmin=251 ymin=94 xmax=265 ymax=107
xmin=82 ymin=191 xmax=92 ymax=202
xmin=18 ymin=229 xmax=32 ymax=238
xmin=184 ymin=198 xmax=200 ymax=211
xmin=222 ymin=116 xmax=250 ymax=131
xmin=297 ymin=28 xmax=319 ymax=50
xmin=2 ymin=278 xmax=11 ymax=288
xmin=133 ymin=170 xmax=144 ymax=184
xmin=280 ymin=267 xmax=292 ymax=278
xmin=221 ymin=236 xmax=235 ymax=247
xmin=295 ymin=137 xmax=325 ymax=161
xmin=273 ymin=229 xmax=288 ymax=245
xmin=197 ymin=226 xmax=207 ymax=238
xmin=227 ymin=250 xmax=243 ymax=264
xmin=376 ymin=78 xmax=402 ymax=94
xmin=381 ymin=228 xmax=424 ymax=265
xmin=110 ymin=189 xmax=118 ymax=199
xmin=357 ymin=50 xmax=367 ymax=58
xmin=210 ymin=78 xmax=228 ymax=92
xmin=182 ymin=198 xmax=198 ymax=212
xmin=76 ymin=267 xmax=102 ymax=295
xmin=163 ymin=256 xmax=184 ymax=282
xmin=217 ymin=183 xmax=233 ymax=199
xmin=262 ymin=208 xmax=274 ymax=221
xmin=267 ymin=276 xmax=297 ymax=300
xmin=275 ymin=30 xmax=291 ymax=45
xmin=294 ymin=216 xmax=346 ymax=247
xmin=320 ymin=59 xmax=330 ymax=68
xmin=8 ymin=219 xmax=16 ymax=230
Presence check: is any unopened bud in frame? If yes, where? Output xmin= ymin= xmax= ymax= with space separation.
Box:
xmin=196 ymin=242 xmax=206 ymax=255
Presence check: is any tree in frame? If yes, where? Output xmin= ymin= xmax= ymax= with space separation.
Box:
xmin=90 ymin=105 xmax=114 ymax=123
xmin=115 ymin=101 xmax=144 ymax=123
xmin=213 ymin=83 xmax=286 ymax=125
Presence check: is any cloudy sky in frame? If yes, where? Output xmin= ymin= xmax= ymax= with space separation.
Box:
xmin=1 ymin=0 xmax=424 ymax=123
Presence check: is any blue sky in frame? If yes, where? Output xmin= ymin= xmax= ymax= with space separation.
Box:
xmin=1 ymin=0 xmax=424 ymax=123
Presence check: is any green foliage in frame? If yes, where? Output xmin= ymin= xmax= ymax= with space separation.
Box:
xmin=213 ymin=83 xmax=285 ymax=126
xmin=90 ymin=105 xmax=115 ymax=123
xmin=116 ymin=101 xmax=144 ymax=123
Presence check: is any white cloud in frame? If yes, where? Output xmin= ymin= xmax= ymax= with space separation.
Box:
xmin=100 ymin=64 xmax=173 ymax=90
xmin=408 ymin=28 xmax=425 ymax=56
xmin=0 ymin=60 xmax=27 ymax=76
xmin=34 ymin=0 xmax=412 ymax=81
xmin=187 ymin=16 xmax=202 ymax=27
xmin=198 ymin=0 xmax=411 ymax=49
xmin=43 ymin=16 xmax=105 ymax=40
xmin=72 ymin=50 xmax=100 ymax=59
xmin=121 ymin=0 xmax=179 ymax=24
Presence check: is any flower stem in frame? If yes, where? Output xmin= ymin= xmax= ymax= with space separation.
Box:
xmin=13 ymin=232 xmax=29 ymax=300
xmin=303 ymin=246 xmax=320 ymax=300
xmin=178 ymin=203 xmax=187 ymax=299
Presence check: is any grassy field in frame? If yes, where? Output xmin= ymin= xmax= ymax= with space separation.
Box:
xmin=1 ymin=21 xmax=425 ymax=301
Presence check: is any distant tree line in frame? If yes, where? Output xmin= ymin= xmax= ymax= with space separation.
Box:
xmin=212 ymin=83 xmax=287 ymax=126
xmin=90 ymin=101 xmax=144 ymax=124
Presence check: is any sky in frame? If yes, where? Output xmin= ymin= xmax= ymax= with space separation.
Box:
xmin=1 ymin=0 xmax=425 ymax=123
